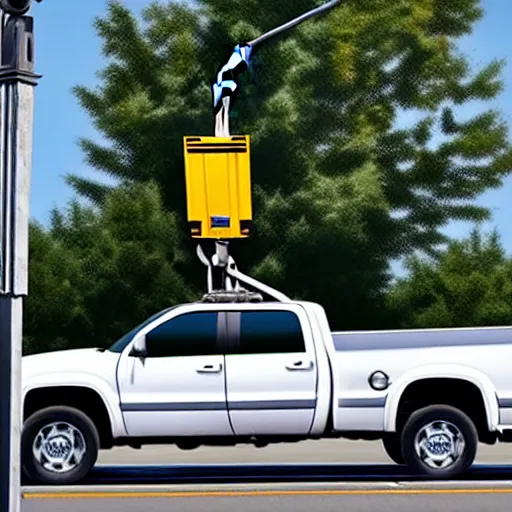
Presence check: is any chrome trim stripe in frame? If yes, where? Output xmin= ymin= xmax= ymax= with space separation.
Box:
xmin=333 ymin=328 xmax=512 ymax=352
xmin=120 ymin=402 xmax=225 ymax=412
xmin=338 ymin=397 xmax=386 ymax=408
xmin=228 ymin=399 xmax=316 ymax=410
xmin=498 ymin=398 xmax=512 ymax=408
xmin=121 ymin=399 xmax=317 ymax=412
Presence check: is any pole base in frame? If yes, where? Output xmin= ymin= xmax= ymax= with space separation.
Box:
xmin=196 ymin=240 xmax=290 ymax=303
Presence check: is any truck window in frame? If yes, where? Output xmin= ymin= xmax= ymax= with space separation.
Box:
xmin=145 ymin=312 xmax=219 ymax=358
xmin=237 ymin=311 xmax=306 ymax=354
xmin=108 ymin=306 xmax=177 ymax=353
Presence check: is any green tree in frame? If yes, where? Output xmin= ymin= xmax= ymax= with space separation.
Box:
xmin=25 ymin=181 xmax=196 ymax=354
xmin=388 ymin=228 xmax=512 ymax=328
xmin=24 ymin=222 xmax=87 ymax=354
xmin=65 ymin=0 xmax=512 ymax=329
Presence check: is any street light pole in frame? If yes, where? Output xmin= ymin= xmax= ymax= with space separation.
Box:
xmin=0 ymin=2 xmax=41 ymax=512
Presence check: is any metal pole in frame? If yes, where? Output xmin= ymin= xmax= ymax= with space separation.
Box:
xmin=246 ymin=0 xmax=342 ymax=48
xmin=0 ymin=8 xmax=40 ymax=512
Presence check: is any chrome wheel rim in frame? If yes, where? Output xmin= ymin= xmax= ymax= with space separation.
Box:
xmin=414 ymin=420 xmax=465 ymax=470
xmin=32 ymin=422 xmax=87 ymax=473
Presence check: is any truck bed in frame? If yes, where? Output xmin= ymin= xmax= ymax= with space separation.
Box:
xmin=332 ymin=325 xmax=512 ymax=351
xmin=330 ymin=325 xmax=512 ymax=433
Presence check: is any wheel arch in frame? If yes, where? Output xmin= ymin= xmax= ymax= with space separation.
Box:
xmin=22 ymin=381 xmax=123 ymax=448
xmin=384 ymin=364 xmax=500 ymax=434
xmin=23 ymin=372 xmax=126 ymax=437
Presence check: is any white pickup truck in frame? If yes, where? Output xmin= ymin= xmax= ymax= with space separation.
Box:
xmin=21 ymin=298 xmax=512 ymax=485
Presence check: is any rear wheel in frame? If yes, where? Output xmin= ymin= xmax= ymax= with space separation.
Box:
xmin=382 ymin=434 xmax=404 ymax=465
xmin=401 ymin=405 xmax=478 ymax=479
xmin=21 ymin=406 xmax=100 ymax=485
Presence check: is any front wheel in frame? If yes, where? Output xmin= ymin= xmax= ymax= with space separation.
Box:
xmin=401 ymin=405 xmax=478 ymax=479
xmin=21 ymin=406 xmax=100 ymax=485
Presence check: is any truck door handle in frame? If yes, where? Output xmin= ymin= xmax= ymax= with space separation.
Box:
xmin=285 ymin=360 xmax=313 ymax=371
xmin=196 ymin=363 xmax=223 ymax=374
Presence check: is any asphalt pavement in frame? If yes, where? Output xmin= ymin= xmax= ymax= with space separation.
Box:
xmin=95 ymin=437 xmax=512 ymax=465
xmin=22 ymin=485 xmax=512 ymax=512
xmin=21 ymin=439 xmax=512 ymax=511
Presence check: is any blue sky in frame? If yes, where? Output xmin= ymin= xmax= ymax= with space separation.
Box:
xmin=29 ymin=0 xmax=512 ymax=257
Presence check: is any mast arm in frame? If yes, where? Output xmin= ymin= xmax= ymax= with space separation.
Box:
xmin=212 ymin=0 xmax=342 ymax=113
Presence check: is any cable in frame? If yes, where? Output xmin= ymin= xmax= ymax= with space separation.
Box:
xmin=212 ymin=0 xmax=342 ymax=114
xmin=247 ymin=0 xmax=342 ymax=48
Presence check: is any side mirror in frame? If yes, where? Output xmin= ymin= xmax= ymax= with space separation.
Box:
xmin=129 ymin=335 xmax=147 ymax=358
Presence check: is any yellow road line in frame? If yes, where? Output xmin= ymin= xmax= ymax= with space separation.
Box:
xmin=23 ymin=488 xmax=512 ymax=499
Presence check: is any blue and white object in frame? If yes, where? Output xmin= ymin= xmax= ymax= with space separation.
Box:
xmin=211 ymin=0 xmax=342 ymax=115
xmin=212 ymin=44 xmax=253 ymax=114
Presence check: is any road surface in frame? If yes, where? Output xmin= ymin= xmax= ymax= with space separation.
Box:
xmin=22 ymin=483 xmax=512 ymax=512
xmin=95 ymin=438 xmax=512 ymax=465
xmin=22 ymin=439 xmax=512 ymax=511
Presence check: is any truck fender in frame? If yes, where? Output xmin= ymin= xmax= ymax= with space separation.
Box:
xmin=383 ymin=363 xmax=500 ymax=433
xmin=23 ymin=372 xmax=127 ymax=438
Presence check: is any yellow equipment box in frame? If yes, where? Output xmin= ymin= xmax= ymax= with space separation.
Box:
xmin=183 ymin=135 xmax=253 ymax=239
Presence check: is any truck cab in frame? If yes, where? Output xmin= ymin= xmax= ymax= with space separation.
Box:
xmin=112 ymin=300 xmax=332 ymax=439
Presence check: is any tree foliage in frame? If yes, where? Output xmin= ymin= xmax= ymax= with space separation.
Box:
xmin=389 ymin=228 xmax=512 ymax=328
xmin=35 ymin=0 xmax=512 ymax=336
xmin=24 ymin=182 xmax=195 ymax=354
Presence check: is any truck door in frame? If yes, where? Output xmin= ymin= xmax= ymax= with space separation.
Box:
xmin=224 ymin=305 xmax=319 ymax=436
xmin=116 ymin=310 xmax=234 ymax=437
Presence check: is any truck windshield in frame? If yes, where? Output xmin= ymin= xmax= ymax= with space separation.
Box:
xmin=108 ymin=306 xmax=177 ymax=353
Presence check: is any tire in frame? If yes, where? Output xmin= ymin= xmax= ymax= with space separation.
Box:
xmin=400 ymin=405 xmax=478 ymax=479
xmin=21 ymin=406 xmax=100 ymax=485
xmin=382 ymin=434 xmax=404 ymax=465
